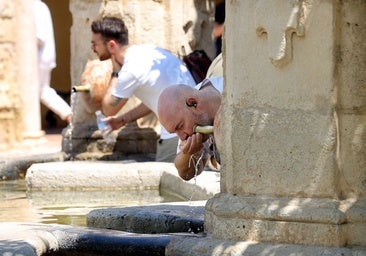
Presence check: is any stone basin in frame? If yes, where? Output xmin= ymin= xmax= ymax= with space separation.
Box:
xmin=0 ymin=160 xmax=222 ymax=255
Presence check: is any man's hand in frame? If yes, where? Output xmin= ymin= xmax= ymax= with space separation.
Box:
xmin=179 ymin=133 xmax=203 ymax=155
xmin=175 ymin=133 xmax=208 ymax=181
xmin=103 ymin=115 xmax=127 ymax=130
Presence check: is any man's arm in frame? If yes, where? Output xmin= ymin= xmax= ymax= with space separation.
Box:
xmin=119 ymin=103 xmax=152 ymax=124
xmin=174 ymin=133 xmax=209 ymax=181
xmin=104 ymin=102 xmax=153 ymax=130
xmin=174 ymin=150 xmax=209 ymax=181
xmin=102 ymin=76 xmax=128 ymax=116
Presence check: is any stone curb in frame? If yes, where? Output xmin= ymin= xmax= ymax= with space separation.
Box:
xmin=0 ymin=152 xmax=66 ymax=180
xmin=87 ymin=201 xmax=206 ymax=234
xmin=2 ymin=222 xmax=364 ymax=256
xmin=0 ymin=222 xmax=202 ymax=256
xmin=25 ymin=161 xmax=170 ymax=190
xmin=24 ymin=161 xmax=221 ymax=199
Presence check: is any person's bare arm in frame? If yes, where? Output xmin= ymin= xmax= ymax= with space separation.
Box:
xmin=174 ymin=133 xmax=209 ymax=180
xmin=104 ymin=103 xmax=152 ymax=130
xmin=102 ymin=55 xmax=129 ymax=116
xmin=174 ymin=151 xmax=208 ymax=181
xmin=123 ymin=103 xmax=152 ymax=123
xmin=102 ymin=76 xmax=128 ymax=116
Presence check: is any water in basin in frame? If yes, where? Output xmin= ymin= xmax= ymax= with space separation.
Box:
xmin=0 ymin=179 xmax=184 ymax=226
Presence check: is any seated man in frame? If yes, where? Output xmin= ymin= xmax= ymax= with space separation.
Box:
xmin=157 ymin=76 xmax=223 ymax=180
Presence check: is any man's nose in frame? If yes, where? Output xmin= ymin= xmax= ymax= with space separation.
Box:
xmin=176 ymin=131 xmax=187 ymax=141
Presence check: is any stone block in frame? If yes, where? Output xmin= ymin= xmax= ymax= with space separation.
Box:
xmin=87 ymin=203 xmax=205 ymax=234
xmin=205 ymin=193 xmax=350 ymax=247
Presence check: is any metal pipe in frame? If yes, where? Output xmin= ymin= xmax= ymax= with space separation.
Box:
xmin=72 ymin=84 xmax=90 ymax=92
xmin=193 ymin=125 xmax=214 ymax=134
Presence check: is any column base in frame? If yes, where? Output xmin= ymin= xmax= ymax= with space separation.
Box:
xmin=166 ymin=234 xmax=366 ymax=256
xmin=205 ymin=193 xmax=366 ymax=247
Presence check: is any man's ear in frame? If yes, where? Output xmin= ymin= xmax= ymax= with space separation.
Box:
xmin=107 ymin=40 xmax=117 ymax=52
xmin=186 ymin=97 xmax=197 ymax=108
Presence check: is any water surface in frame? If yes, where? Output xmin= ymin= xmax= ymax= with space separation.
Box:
xmin=0 ymin=180 xmax=183 ymax=226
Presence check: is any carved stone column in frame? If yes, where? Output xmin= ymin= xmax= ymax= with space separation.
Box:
xmin=0 ymin=0 xmax=44 ymax=150
xmin=0 ymin=0 xmax=18 ymax=149
xmin=206 ymin=0 xmax=365 ymax=249
xmin=16 ymin=0 xmax=45 ymax=141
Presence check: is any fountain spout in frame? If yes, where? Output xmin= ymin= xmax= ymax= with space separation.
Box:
xmin=72 ymin=59 xmax=113 ymax=113
xmin=72 ymin=84 xmax=90 ymax=92
xmin=193 ymin=125 xmax=214 ymax=134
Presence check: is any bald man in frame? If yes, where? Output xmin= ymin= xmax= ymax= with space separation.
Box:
xmin=157 ymin=77 xmax=223 ymax=180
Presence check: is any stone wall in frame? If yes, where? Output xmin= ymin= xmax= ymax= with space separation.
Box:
xmin=207 ymin=0 xmax=366 ymax=249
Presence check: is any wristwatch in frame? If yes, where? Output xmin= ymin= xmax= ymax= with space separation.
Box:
xmin=111 ymin=72 xmax=119 ymax=78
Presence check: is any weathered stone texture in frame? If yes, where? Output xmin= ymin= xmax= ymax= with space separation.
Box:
xmin=209 ymin=0 xmax=366 ymax=249
xmin=0 ymin=0 xmax=20 ymax=149
xmin=228 ymin=108 xmax=337 ymax=198
xmin=337 ymin=0 xmax=366 ymax=199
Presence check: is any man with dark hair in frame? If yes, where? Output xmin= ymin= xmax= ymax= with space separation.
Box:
xmin=91 ymin=16 xmax=129 ymax=50
xmin=90 ymin=17 xmax=196 ymax=162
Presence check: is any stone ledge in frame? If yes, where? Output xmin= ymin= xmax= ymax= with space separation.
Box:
xmin=0 ymin=152 xmax=66 ymax=180
xmin=165 ymin=234 xmax=366 ymax=256
xmin=25 ymin=161 xmax=175 ymax=190
xmin=24 ymin=161 xmax=221 ymax=199
xmin=205 ymin=193 xmax=366 ymax=247
xmin=1 ymin=223 xmax=364 ymax=256
xmin=206 ymin=193 xmax=347 ymax=224
xmin=87 ymin=201 xmax=206 ymax=234
xmin=160 ymin=168 xmax=220 ymax=201
xmin=0 ymin=222 xmax=202 ymax=256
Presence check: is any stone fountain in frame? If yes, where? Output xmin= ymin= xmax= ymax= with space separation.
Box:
xmin=61 ymin=58 xmax=159 ymax=160
xmin=1 ymin=0 xmax=365 ymax=255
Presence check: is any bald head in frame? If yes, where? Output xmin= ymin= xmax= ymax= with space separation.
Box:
xmin=157 ymin=84 xmax=198 ymax=135
xmin=160 ymin=84 xmax=197 ymax=108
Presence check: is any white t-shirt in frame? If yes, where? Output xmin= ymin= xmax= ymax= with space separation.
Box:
xmin=112 ymin=44 xmax=196 ymax=139
xmin=195 ymin=76 xmax=223 ymax=93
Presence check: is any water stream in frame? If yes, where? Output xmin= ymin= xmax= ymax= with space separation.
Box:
xmin=0 ymin=179 xmax=183 ymax=226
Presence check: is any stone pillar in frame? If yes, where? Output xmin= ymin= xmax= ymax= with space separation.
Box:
xmin=0 ymin=0 xmax=44 ymax=150
xmin=206 ymin=0 xmax=365 ymax=249
xmin=16 ymin=0 xmax=45 ymax=141
xmin=0 ymin=0 xmax=19 ymax=150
